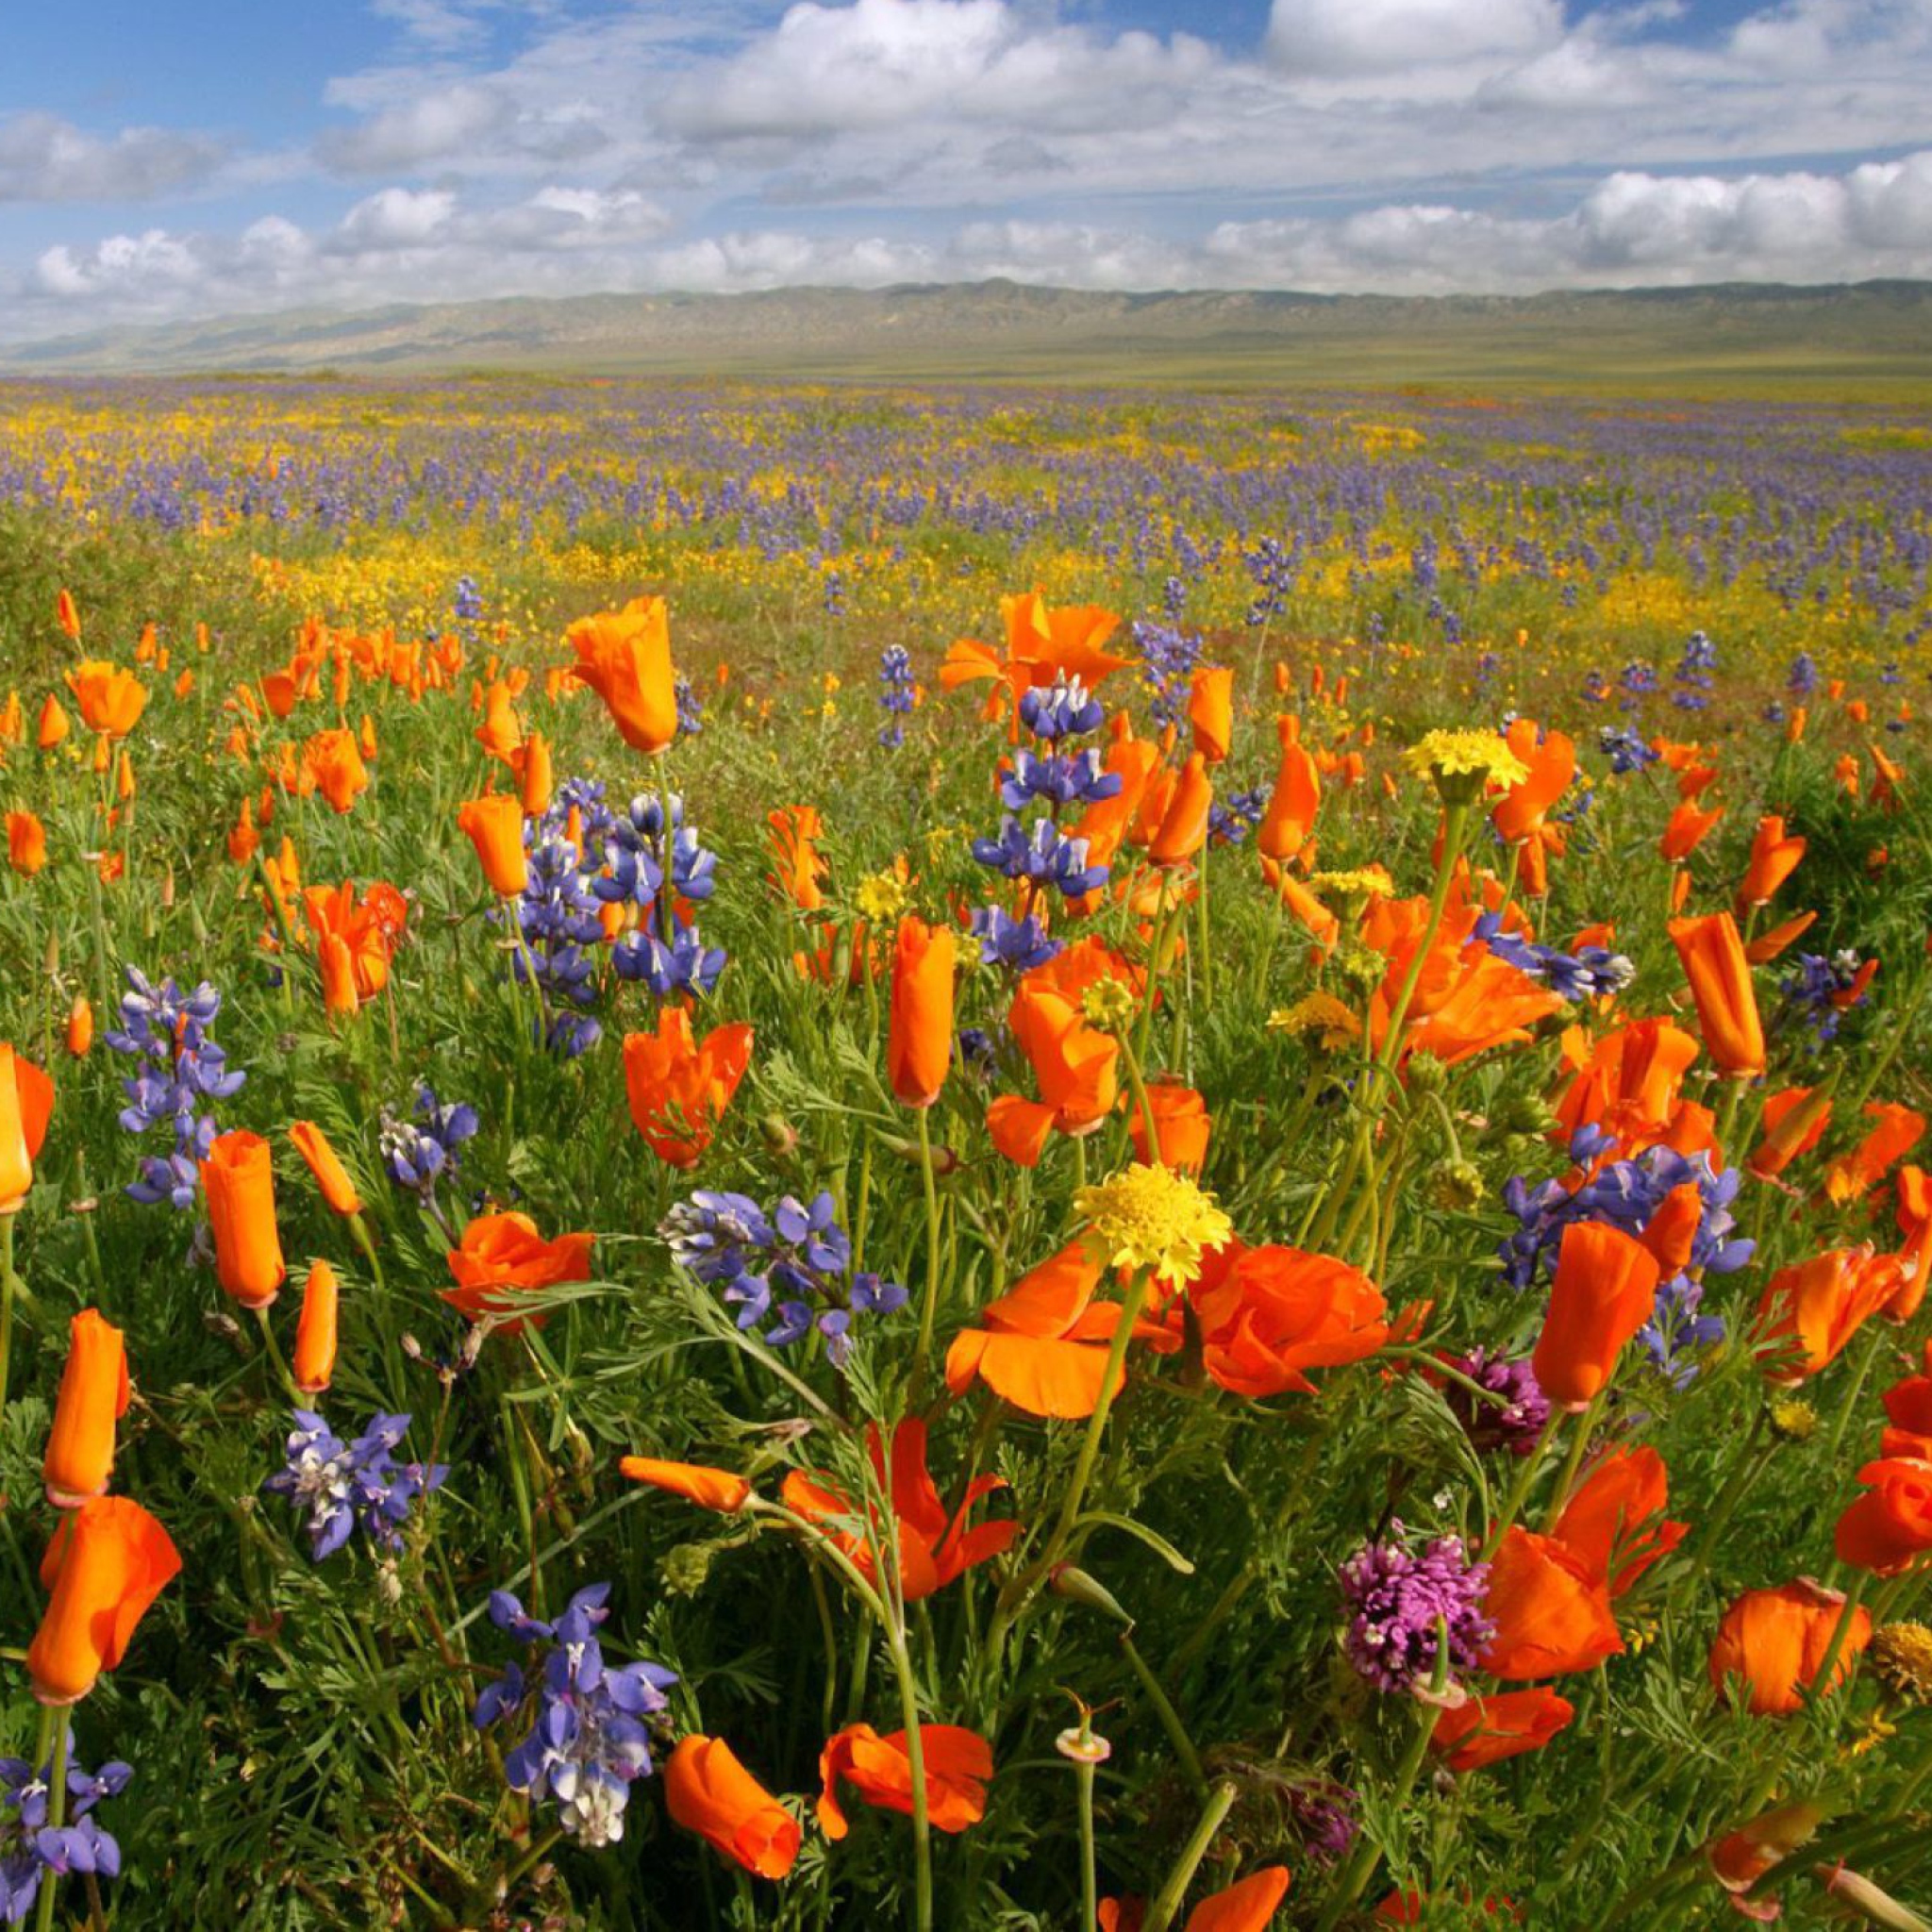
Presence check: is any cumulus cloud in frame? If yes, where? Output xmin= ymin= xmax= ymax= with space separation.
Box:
xmin=1266 ymin=0 xmax=1562 ymax=75
xmin=0 ymin=113 xmax=225 ymax=202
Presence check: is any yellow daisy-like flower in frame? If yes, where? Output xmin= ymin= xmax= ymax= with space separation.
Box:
xmin=1871 ymin=1622 xmax=1932 ymax=1704
xmin=1402 ymin=727 xmax=1529 ymax=803
xmin=1079 ymin=977 xmax=1139 ymax=1033
xmin=1307 ymin=866 xmax=1395 ymax=903
xmin=855 ymin=870 xmax=910 ymax=923
xmin=1074 ymin=1161 xmax=1233 ymax=1290
xmin=1268 ymin=991 xmax=1363 ymax=1052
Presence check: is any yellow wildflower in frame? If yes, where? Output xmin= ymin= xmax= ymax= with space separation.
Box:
xmin=1074 ymin=1162 xmax=1232 ymax=1290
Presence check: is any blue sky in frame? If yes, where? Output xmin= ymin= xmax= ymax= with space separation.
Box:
xmin=2 ymin=0 xmax=1929 ymax=341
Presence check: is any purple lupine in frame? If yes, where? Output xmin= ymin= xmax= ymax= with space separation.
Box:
xmin=261 ymin=1409 xmax=447 ymax=1561
xmin=0 ymin=1741 xmax=131 ymax=1926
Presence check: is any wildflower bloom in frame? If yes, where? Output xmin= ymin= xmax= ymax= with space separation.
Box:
xmin=941 ymin=590 xmax=1130 ymax=739
xmin=42 ymin=1311 xmax=128 ymax=1508
xmin=1402 ymin=728 xmax=1529 ymax=804
xmin=292 ymin=1261 xmax=339 ymax=1395
xmin=36 ymin=694 xmax=69 ymax=750
xmin=301 ymin=728 xmax=369 ymax=813
xmin=1835 ymin=1459 xmax=1932 ymax=1576
xmin=663 ymin=1737 xmax=800 ymax=1878
xmin=1709 ymin=1581 xmax=1871 ymax=1714
xmin=1128 ymin=1081 xmax=1211 ymax=1173
xmin=1737 ymin=816 xmax=1806 ymax=912
xmin=1823 ymin=1101 xmax=1925 ymax=1206
xmin=6 ymin=810 xmax=45 ymax=877
xmin=1431 ymin=1688 xmax=1575 ymax=1773
xmin=1442 ymin=1350 xmax=1549 ymax=1457
xmin=1187 ymin=664 xmax=1234 ymax=762
xmin=442 ymin=1212 xmax=594 ymax=1332
xmin=200 ymin=1130 xmax=286 ymax=1309
xmin=1530 ymin=1222 xmax=1661 ymax=1409
xmin=475 ymin=1583 xmax=678 ymax=1848
xmin=289 ymin=1121 xmax=363 ymax=1217
xmin=622 ymin=1006 xmax=754 ymax=1168
xmin=456 ymin=792 xmax=528 ymax=896
xmin=262 ymin=1410 xmax=445 ymax=1560
xmin=781 ymin=1419 xmax=1017 ymax=1601
xmin=27 ymin=1496 xmax=180 ymax=1705
xmin=1659 ymin=798 xmax=1723 ymax=860
xmin=1550 ymin=1446 xmax=1686 ymax=1595
xmin=1147 ymin=752 xmax=1214 ymax=866
xmin=618 ymin=1457 xmax=753 ymax=1513
xmin=1076 ymin=1161 xmax=1233 ymax=1291
xmin=1257 ymin=715 xmax=1321 ymax=862
xmin=65 ymin=996 xmax=92 ymax=1058
xmin=1182 ymin=1239 xmax=1389 ymax=1398
xmin=887 ymin=914 xmax=955 ymax=1108
xmin=1755 ymin=1246 xmax=1903 ymax=1381
xmin=0 ymin=1042 xmax=53 ymax=1214
xmin=1479 ymin=1526 xmax=1624 ymax=1680
xmin=107 ymin=969 xmax=244 ymax=1209
xmin=986 ymin=980 xmax=1121 ymax=1165
xmin=1340 ymin=1524 xmax=1494 ymax=1694
xmin=1668 ymin=912 xmax=1765 ymax=1077
xmin=566 ymin=594 xmax=679 ymax=757
xmin=1748 ymin=1086 xmax=1834 ymax=1179
xmin=817 ymin=1724 xmax=992 ymax=1839
xmin=65 ymin=662 xmax=146 ymax=740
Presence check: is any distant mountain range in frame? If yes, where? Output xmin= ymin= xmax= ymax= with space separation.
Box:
xmin=6 ymin=278 xmax=1932 ymax=391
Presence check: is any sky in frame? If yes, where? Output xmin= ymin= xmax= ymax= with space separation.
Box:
xmin=2 ymin=0 xmax=1930 ymax=341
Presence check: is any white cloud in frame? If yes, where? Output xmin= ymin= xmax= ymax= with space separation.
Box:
xmin=337 ymin=186 xmax=457 ymax=247
xmin=1266 ymin=0 xmax=1562 ymax=75
xmin=320 ymin=83 xmax=515 ymax=172
xmin=0 ymin=113 xmax=225 ymax=202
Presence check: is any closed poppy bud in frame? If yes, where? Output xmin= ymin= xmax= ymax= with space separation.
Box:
xmin=1128 ymin=1081 xmax=1211 ymax=1174
xmin=1480 ymin=1525 xmax=1624 ymax=1680
xmin=200 ymin=1128 xmax=286 ymax=1309
xmin=1668 ymin=911 xmax=1765 ymax=1077
xmin=1748 ymin=1086 xmax=1833 ymax=1178
xmin=7 ymin=810 xmax=46 ymax=877
xmin=26 ymin=1495 xmax=180 ymax=1705
xmin=566 ymin=595 xmax=678 ymax=757
xmin=1431 ymin=1688 xmax=1574 ymax=1774
xmin=42 ymin=1310 xmax=129 ymax=1507
xmin=1531 ymin=1221 xmax=1660 ymax=1409
xmin=63 ymin=994 xmax=92 ymax=1059
xmin=1745 ymin=908 xmax=1816 ymax=965
xmin=888 ymin=914 xmax=955 ymax=1108
xmin=620 ymin=1457 xmax=753 ymax=1512
xmin=37 ymin=693 xmax=69 ymax=750
xmin=663 ymin=1736 xmax=800 ymax=1878
xmin=1187 ymin=664 xmax=1234 ymax=762
xmin=1709 ymin=1580 xmax=1871 ymax=1715
xmin=116 ymin=750 xmax=135 ymax=801
xmin=1258 ymin=717 xmax=1320 ymax=862
xmin=291 ymin=1260 xmax=339 ymax=1394
xmin=290 ymin=1120 xmax=363 ymax=1217
xmin=456 ymin=792 xmax=527 ymax=896
xmin=1149 ymin=753 xmax=1212 ymax=866
xmin=0 ymin=1041 xmax=53 ymax=1215
xmin=1835 ymin=1457 xmax=1932 ymax=1576
xmin=518 ymin=731 xmax=553 ymax=816
xmin=56 ymin=588 xmax=80 ymax=641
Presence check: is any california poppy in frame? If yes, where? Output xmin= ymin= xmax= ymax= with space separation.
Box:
xmin=1257 ymin=716 xmax=1321 ymax=863
xmin=515 ymin=732 xmax=552 ymax=816
xmin=66 ymin=661 xmax=146 ymax=740
xmin=1748 ymin=1086 xmax=1833 ymax=1180
xmin=1659 ymin=799 xmax=1723 ymax=860
xmin=290 ymin=1120 xmax=364 ymax=1218
xmin=301 ymin=882 xmax=396 ymax=1008
xmin=1834 ymin=1457 xmax=1932 ymax=1576
xmin=56 ymin=588 xmax=80 ymax=641
xmin=441 ymin=1211 xmax=594 ymax=1333
xmin=1480 ymin=1525 xmax=1624 ymax=1679
xmin=986 ymin=981 xmax=1119 ymax=1166
xmin=0 ymin=1041 xmax=54 ymax=1214
xmin=1755 ymin=1246 xmax=1903 ymax=1381
xmin=7 ymin=809 xmax=45 ymax=877
xmin=1148 ymin=752 xmax=1213 ymax=867
xmin=1431 ymin=1687 xmax=1574 ymax=1773
xmin=65 ymin=995 xmax=92 ymax=1059
xmin=200 ymin=1129 xmax=287 ymax=1309
xmin=566 ymin=595 xmax=678 ymax=757
xmin=1737 ymin=816 xmax=1806 ymax=913
xmin=940 ymin=591 xmax=1129 ymax=740
xmin=619 ymin=1457 xmax=753 ymax=1513
xmin=663 ymin=1736 xmax=800 ymax=1878
xmin=1551 ymin=1446 xmax=1685 ymax=1596
xmin=37 ymin=693 xmax=69 ymax=751
xmin=301 ymin=729 xmax=370 ymax=814
xmin=456 ymin=792 xmax=528 ymax=897
xmin=1668 ymin=912 xmax=1765 ymax=1077
xmin=1709 ymin=1581 xmax=1871 ymax=1714
xmin=817 ymin=1723 xmax=991 ymax=1839
xmin=27 ymin=1495 xmax=180 ymax=1705
xmin=1188 ymin=665 xmax=1234 ymax=763
xmin=1823 ymin=1101 xmax=1924 ymax=1207
xmin=42 ymin=1310 xmax=128 ymax=1508
xmin=1128 ymin=1080 xmax=1211 ymax=1174
xmin=1100 ymin=1870 xmax=1293 ymax=1932
xmin=474 ymin=681 xmax=523 ymax=764
xmin=1183 ymin=1239 xmax=1388 ymax=1399
xmin=781 ymin=1418 xmax=1016 ymax=1602
xmin=277 ymin=1267 xmax=333 ymax=1399
xmin=766 ymin=805 xmax=829 ymax=912
xmin=1530 ymin=1222 xmax=1660 ymax=1410
xmin=887 ymin=915 xmax=955 ymax=1108
xmin=622 ymin=1005 xmax=754 ymax=1168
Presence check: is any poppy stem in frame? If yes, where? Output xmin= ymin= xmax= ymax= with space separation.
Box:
xmin=251 ymin=1303 xmax=300 ymax=1404
xmin=910 ymin=1105 xmax=944 ymax=1396
xmin=1806 ymin=1569 xmax=1872 ymax=1704
xmin=1482 ymin=1407 xmax=1561 ymax=1557
xmin=0 ymin=1211 xmax=19 ymax=1407
xmin=33 ymin=1707 xmax=68 ymax=1932
xmin=1542 ymin=1389 xmax=1608 ymax=1530
xmin=1119 ymin=1631 xmax=1208 ymax=1799
xmin=1142 ymin=1780 xmax=1238 ymax=1932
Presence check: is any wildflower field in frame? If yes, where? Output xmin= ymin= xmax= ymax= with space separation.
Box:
xmin=3 ymin=375 xmax=1932 ymax=1930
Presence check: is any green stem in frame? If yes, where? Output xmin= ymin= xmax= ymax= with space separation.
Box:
xmin=1541 ymin=1390 xmax=1607 ymax=1531
xmin=252 ymin=1302 xmax=299 ymax=1403
xmin=1076 ymin=1756 xmax=1100 ymax=1932
xmin=0 ymin=1211 xmax=20 ymax=1407
xmin=886 ymin=1620 xmax=933 ymax=1932
xmin=1317 ymin=1697 xmax=1440 ymax=1931
xmin=1121 ymin=1631 xmax=1208 ymax=1798
xmin=34 ymin=1709 xmax=69 ymax=1932
xmin=910 ymin=1105 xmax=944 ymax=1397
xmin=1143 ymin=1782 xmax=1239 ymax=1932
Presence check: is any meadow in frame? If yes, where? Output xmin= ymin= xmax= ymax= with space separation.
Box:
xmin=0 ymin=375 xmax=1930 ymax=1929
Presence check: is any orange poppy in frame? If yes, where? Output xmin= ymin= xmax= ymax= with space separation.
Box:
xmin=663 ymin=1736 xmax=800 ymax=1878
xmin=42 ymin=1310 xmax=128 ymax=1508
xmin=1747 ymin=1087 xmax=1833 ymax=1180
xmin=441 ymin=1211 xmax=594 ymax=1332
xmin=301 ymin=728 xmax=370 ymax=814
xmin=66 ymin=661 xmax=147 ymax=739
xmin=985 ymin=980 xmax=1120 ymax=1166
xmin=1182 ymin=1239 xmax=1388 ymax=1399
xmin=1659 ymin=799 xmax=1723 ymax=860
xmin=622 ymin=1005 xmax=754 ymax=1168
xmin=292 ymin=1260 xmax=339 ymax=1394
xmin=1128 ymin=1080 xmax=1211 ymax=1173
xmin=1834 ymin=1457 xmax=1932 ymax=1576
xmin=200 ymin=1129 xmax=286 ymax=1309
xmin=780 ymin=1418 xmax=1017 ymax=1602
xmin=1148 ymin=752 xmax=1213 ymax=867
xmin=1736 ymin=816 xmax=1805 ymax=912
xmin=940 ymin=591 xmax=1130 ymax=740
xmin=1708 ymin=1581 xmax=1871 ymax=1714
xmin=457 ymin=792 xmax=528 ymax=897
xmin=888 ymin=915 xmax=955 ymax=1108
xmin=65 ymin=995 xmax=92 ymax=1059
xmin=1667 ymin=912 xmax=1765 ymax=1077
xmin=37 ymin=693 xmax=70 ymax=750
xmin=817 ymin=1723 xmax=992 ymax=1839
xmin=514 ymin=731 xmax=552 ymax=815
xmin=301 ymin=883 xmax=396 ymax=1007
xmin=56 ymin=588 xmax=80 ymax=641
xmin=27 ymin=1495 xmax=180 ymax=1705
xmin=290 ymin=1120 xmax=364 ymax=1217
xmin=1480 ymin=1525 xmax=1624 ymax=1680
xmin=1530 ymin=1222 xmax=1660 ymax=1410
xmin=1491 ymin=721 xmax=1575 ymax=855
xmin=1880 ymin=1373 xmax=1932 ymax=1457
xmin=766 ymin=805 xmax=829 ymax=912
xmin=619 ymin=1457 xmax=754 ymax=1513
xmin=0 ymin=1044 xmax=55 ymax=1213
xmin=565 ymin=594 xmax=678 ymax=757
xmin=1188 ymin=664 xmax=1234 ymax=763
xmin=1551 ymin=1446 xmax=1685 ymax=1596
xmin=1823 ymin=1101 xmax=1924 ymax=1206
xmin=474 ymin=680 xmax=523 ymax=763
xmin=1431 ymin=1688 xmax=1574 ymax=1774
xmin=1257 ymin=715 xmax=1321 ymax=864
xmin=1755 ymin=1246 xmax=1903 ymax=1381
xmin=7 ymin=809 xmax=46 ymax=877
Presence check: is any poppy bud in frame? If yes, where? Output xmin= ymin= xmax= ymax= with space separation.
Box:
xmin=1709 ymin=1580 xmax=1870 ymax=1715
xmin=887 ymin=914 xmax=955 ymax=1108
xmin=65 ymin=994 xmax=93 ymax=1058
xmin=1530 ymin=1222 xmax=1660 ymax=1410
xmin=565 ymin=596 xmax=678 ymax=757
xmin=7 ymin=810 xmax=46 ymax=877
xmin=1668 ymin=911 xmax=1765 ymax=1077
xmin=1149 ymin=753 xmax=1212 ymax=866
xmin=290 ymin=1120 xmax=363 ymax=1217
xmin=290 ymin=1260 xmax=340 ymax=1395
xmin=42 ymin=1310 xmax=128 ymax=1507
xmin=663 ymin=1735 xmax=800 ymax=1878
xmin=0 ymin=1041 xmax=53 ymax=1215
xmin=1187 ymin=665 xmax=1234 ymax=763
xmin=200 ymin=1128 xmax=287 ymax=1308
